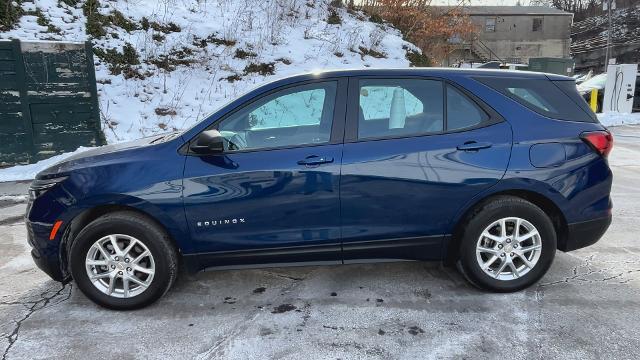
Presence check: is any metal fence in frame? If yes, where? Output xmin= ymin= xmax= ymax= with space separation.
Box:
xmin=0 ymin=39 xmax=105 ymax=167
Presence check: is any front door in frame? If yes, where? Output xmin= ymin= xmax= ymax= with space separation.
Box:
xmin=340 ymin=77 xmax=512 ymax=262
xmin=182 ymin=80 xmax=346 ymax=267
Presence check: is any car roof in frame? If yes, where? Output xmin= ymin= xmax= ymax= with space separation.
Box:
xmin=271 ymin=68 xmax=572 ymax=84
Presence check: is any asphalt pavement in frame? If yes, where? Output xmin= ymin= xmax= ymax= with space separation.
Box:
xmin=1 ymin=126 xmax=639 ymax=359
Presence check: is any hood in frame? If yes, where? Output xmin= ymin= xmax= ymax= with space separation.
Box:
xmin=36 ymin=132 xmax=182 ymax=179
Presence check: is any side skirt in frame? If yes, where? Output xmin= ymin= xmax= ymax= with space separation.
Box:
xmin=183 ymin=235 xmax=447 ymax=273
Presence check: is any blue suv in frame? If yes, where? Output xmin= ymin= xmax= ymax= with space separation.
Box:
xmin=26 ymin=69 xmax=613 ymax=309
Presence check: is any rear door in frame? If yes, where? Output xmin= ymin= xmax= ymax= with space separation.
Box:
xmin=340 ymin=76 xmax=512 ymax=262
xmin=182 ymin=79 xmax=347 ymax=267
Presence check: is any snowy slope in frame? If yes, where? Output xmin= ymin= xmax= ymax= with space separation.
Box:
xmin=1 ymin=0 xmax=418 ymax=143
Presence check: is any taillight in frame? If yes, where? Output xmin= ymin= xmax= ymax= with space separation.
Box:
xmin=581 ymin=131 xmax=613 ymax=157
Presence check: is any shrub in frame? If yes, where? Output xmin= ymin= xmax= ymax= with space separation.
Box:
xmin=1 ymin=0 xmax=23 ymax=31
xmin=244 ymin=62 xmax=275 ymax=76
xmin=327 ymin=9 xmax=341 ymax=24
xmin=152 ymin=33 xmax=165 ymax=42
xmin=234 ymin=48 xmax=257 ymax=59
xmin=222 ymin=74 xmax=242 ymax=83
xmin=150 ymin=21 xmax=180 ymax=33
xmin=275 ymin=57 xmax=292 ymax=65
xmin=359 ymin=46 xmax=385 ymax=59
xmin=405 ymin=49 xmax=430 ymax=67
xmin=59 ymin=0 xmax=80 ymax=6
xmin=111 ymin=10 xmax=137 ymax=32
xmin=94 ymin=43 xmax=141 ymax=76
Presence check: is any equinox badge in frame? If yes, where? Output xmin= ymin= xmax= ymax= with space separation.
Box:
xmin=197 ymin=218 xmax=246 ymax=227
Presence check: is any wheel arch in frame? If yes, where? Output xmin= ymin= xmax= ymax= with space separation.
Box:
xmin=444 ymin=189 xmax=568 ymax=265
xmin=60 ymin=202 xmax=184 ymax=279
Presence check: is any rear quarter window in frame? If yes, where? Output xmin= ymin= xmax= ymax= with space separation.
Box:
xmin=475 ymin=77 xmax=597 ymax=122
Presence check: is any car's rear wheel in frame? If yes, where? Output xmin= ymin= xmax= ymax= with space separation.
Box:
xmin=457 ymin=196 xmax=556 ymax=292
xmin=70 ymin=211 xmax=178 ymax=310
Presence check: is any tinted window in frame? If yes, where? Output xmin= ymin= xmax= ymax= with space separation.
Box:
xmin=447 ymin=85 xmax=489 ymax=130
xmin=477 ymin=77 xmax=597 ymax=122
xmin=358 ymin=79 xmax=444 ymax=139
xmin=553 ymin=80 xmax=598 ymax=121
xmin=217 ymin=82 xmax=336 ymax=151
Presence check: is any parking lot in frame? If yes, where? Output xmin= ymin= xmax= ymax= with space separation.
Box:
xmin=1 ymin=126 xmax=639 ymax=360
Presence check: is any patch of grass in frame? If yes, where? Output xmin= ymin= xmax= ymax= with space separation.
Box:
xmin=147 ymin=47 xmax=195 ymax=72
xmin=140 ymin=16 xmax=149 ymax=30
xmin=193 ymin=33 xmax=236 ymax=48
xmin=27 ymin=8 xmax=61 ymax=34
xmin=59 ymin=0 xmax=80 ymax=6
xmin=368 ymin=13 xmax=383 ymax=24
xmin=0 ymin=0 xmax=23 ymax=31
xmin=152 ymin=33 xmax=165 ymax=42
xmin=150 ymin=21 xmax=180 ymax=34
xmin=234 ymin=48 xmax=257 ymax=59
xmin=359 ymin=46 xmax=385 ymax=59
xmin=275 ymin=57 xmax=292 ymax=65
xmin=111 ymin=10 xmax=137 ymax=32
xmin=83 ymin=0 xmax=137 ymax=36
xmin=94 ymin=42 xmax=142 ymax=77
xmin=405 ymin=49 xmax=430 ymax=67
xmin=244 ymin=62 xmax=275 ymax=76
xmin=222 ymin=74 xmax=242 ymax=83
xmin=155 ymin=107 xmax=177 ymax=116
xmin=327 ymin=9 xmax=341 ymax=25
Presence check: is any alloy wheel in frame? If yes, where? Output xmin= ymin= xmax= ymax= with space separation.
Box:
xmin=475 ymin=217 xmax=542 ymax=281
xmin=85 ymin=234 xmax=155 ymax=298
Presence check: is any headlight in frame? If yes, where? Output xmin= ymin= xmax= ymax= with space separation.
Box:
xmin=29 ymin=176 xmax=68 ymax=200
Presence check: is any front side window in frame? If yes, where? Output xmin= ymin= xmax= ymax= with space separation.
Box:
xmin=357 ymin=79 xmax=444 ymax=139
xmin=217 ymin=82 xmax=337 ymax=151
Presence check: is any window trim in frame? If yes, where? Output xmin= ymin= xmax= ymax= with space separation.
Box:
xmin=344 ymin=76 xmax=504 ymax=144
xmin=182 ymin=78 xmax=348 ymax=155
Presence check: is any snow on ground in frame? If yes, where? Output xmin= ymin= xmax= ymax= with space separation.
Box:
xmin=598 ymin=112 xmax=640 ymax=127
xmin=1 ymin=0 xmax=417 ymax=144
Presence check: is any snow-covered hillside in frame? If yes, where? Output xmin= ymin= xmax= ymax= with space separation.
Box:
xmin=1 ymin=0 xmax=420 ymax=143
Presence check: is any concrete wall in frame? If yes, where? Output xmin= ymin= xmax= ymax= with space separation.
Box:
xmin=464 ymin=14 xmax=573 ymax=63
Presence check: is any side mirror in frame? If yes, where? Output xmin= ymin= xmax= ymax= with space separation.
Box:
xmin=190 ymin=130 xmax=225 ymax=154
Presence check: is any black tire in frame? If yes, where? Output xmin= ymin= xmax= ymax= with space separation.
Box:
xmin=69 ymin=211 xmax=178 ymax=310
xmin=456 ymin=196 xmax=556 ymax=292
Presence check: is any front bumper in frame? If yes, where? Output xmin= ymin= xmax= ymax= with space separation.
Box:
xmin=26 ymin=220 xmax=67 ymax=282
xmin=561 ymin=215 xmax=612 ymax=252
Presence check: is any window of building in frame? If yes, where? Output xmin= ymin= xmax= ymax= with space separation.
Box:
xmin=532 ymin=18 xmax=543 ymax=32
xmin=485 ymin=17 xmax=496 ymax=32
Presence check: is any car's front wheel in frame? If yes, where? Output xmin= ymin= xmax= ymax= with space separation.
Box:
xmin=69 ymin=211 xmax=178 ymax=310
xmin=457 ymin=196 xmax=557 ymax=292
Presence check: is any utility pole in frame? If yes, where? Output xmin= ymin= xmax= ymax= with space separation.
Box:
xmin=603 ymin=0 xmax=613 ymax=72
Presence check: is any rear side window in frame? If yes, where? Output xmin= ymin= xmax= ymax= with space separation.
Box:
xmin=357 ymin=79 xmax=444 ymax=139
xmin=447 ymin=85 xmax=489 ymax=130
xmin=476 ymin=77 xmax=597 ymax=122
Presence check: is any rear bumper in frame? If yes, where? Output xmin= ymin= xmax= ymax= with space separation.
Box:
xmin=561 ymin=215 xmax=612 ymax=252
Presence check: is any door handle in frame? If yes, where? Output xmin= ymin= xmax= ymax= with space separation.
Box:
xmin=457 ymin=141 xmax=493 ymax=151
xmin=297 ymin=156 xmax=334 ymax=166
